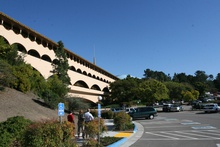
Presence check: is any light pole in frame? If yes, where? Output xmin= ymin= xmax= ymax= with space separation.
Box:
xmin=98 ymin=96 xmax=102 ymax=145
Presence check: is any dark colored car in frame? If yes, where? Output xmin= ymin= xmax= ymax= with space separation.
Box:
xmin=162 ymin=104 xmax=173 ymax=112
xmin=111 ymin=108 xmax=124 ymax=113
xmin=128 ymin=107 xmax=157 ymax=120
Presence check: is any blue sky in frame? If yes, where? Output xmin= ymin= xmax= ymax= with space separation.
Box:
xmin=1 ymin=0 xmax=220 ymax=78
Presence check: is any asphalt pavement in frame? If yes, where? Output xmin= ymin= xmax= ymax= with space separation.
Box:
xmin=76 ymin=119 xmax=144 ymax=147
xmin=76 ymin=106 xmax=192 ymax=146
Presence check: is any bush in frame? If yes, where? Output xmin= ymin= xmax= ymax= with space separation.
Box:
xmin=90 ymin=110 xmax=98 ymax=117
xmin=84 ymin=118 xmax=107 ymax=139
xmin=0 ymin=116 xmax=32 ymax=147
xmin=66 ymin=97 xmax=90 ymax=111
xmin=83 ymin=138 xmax=103 ymax=147
xmin=113 ymin=111 xmax=133 ymax=131
xmin=101 ymin=110 xmax=114 ymax=119
xmin=21 ymin=119 xmax=77 ymax=147
xmin=101 ymin=136 xmax=123 ymax=146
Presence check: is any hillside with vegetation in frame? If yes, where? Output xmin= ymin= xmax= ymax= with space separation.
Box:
xmin=0 ymin=87 xmax=59 ymax=122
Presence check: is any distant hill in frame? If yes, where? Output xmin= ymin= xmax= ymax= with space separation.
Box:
xmin=0 ymin=87 xmax=61 ymax=122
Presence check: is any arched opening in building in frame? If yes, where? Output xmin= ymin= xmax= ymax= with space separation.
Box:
xmin=91 ymin=84 xmax=101 ymax=91
xmin=41 ymin=54 xmax=52 ymax=62
xmin=28 ymin=49 xmax=40 ymax=58
xmin=74 ymin=80 xmax=89 ymax=88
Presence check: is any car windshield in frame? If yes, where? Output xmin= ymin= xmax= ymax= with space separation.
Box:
xmin=205 ymin=105 xmax=214 ymax=107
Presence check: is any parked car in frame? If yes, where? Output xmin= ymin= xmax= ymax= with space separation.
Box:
xmin=128 ymin=106 xmax=157 ymax=120
xmin=203 ymin=103 xmax=220 ymax=113
xmin=111 ymin=108 xmax=124 ymax=113
xmin=170 ymin=104 xmax=183 ymax=112
xmin=162 ymin=104 xmax=173 ymax=112
xmin=125 ymin=107 xmax=135 ymax=113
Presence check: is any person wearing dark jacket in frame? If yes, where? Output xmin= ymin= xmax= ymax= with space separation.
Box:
xmin=77 ymin=110 xmax=85 ymax=138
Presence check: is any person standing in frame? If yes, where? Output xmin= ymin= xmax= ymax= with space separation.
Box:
xmin=67 ymin=112 xmax=74 ymax=123
xmin=83 ymin=109 xmax=94 ymax=138
xmin=77 ymin=110 xmax=84 ymax=138
xmin=84 ymin=109 xmax=94 ymax=122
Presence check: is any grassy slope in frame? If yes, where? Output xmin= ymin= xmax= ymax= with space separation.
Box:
xmin=0 ymin=87 xmax=61 ymax=122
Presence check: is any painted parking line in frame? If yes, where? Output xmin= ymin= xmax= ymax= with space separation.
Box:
xmin=144 ymin=129 xmax=220 ymax=140
xmin=160 ymin=131 xmax=198 ymax=139
xmin=181 ymin=122 xmax=201 ymax=125
xmin=192 ymin=126 xmax=216 ymax=130
xmin=145 ymin=131 xmax=179 ymax=140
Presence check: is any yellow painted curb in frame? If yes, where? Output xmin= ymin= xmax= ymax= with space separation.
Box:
xmin=114 ymin=132 xmax=133 ymax=137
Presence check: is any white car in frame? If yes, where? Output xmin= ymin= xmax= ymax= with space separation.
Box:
xmin=203 ymin=103 xmax=220 ymax=113
xmin=170 ymin=104 xmax=183 ymax=112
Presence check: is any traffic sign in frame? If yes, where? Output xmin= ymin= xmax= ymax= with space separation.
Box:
xmin=58 ymin=103 xmax=64 ymax=116
xmin=98 ymin=103 xmax=101 ymax=117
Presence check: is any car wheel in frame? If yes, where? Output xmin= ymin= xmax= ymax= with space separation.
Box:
xmin=149 ymin=114 xmax=154 ymax=119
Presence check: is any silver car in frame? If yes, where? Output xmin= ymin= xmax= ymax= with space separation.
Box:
xmin=170 ymin=104 xmax=183 ymax=112
xmin=203 ymin=103 xmax=220 ymax=113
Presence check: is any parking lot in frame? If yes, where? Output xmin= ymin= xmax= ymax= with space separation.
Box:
xmin=130 ymin=110 xmax=220 ymax=147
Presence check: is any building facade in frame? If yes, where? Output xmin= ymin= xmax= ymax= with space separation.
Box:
xmin=0 ymin=12 xmax=118 ymax=103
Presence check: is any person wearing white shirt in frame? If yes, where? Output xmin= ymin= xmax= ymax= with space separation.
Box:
xmin=83 ymin=109 xmax=94 ymax=139
xmin=84 ymin=109 xmax=94 ymax=122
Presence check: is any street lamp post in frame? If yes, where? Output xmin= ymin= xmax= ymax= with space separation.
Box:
xmin=98 ymin=96 xmax=102 ymax=145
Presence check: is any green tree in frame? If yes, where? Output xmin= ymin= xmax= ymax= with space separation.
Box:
xmin=109 ymin=76 xmax=139 ymax=105
xmin=193 ymin=82 xmax=207 ymax=96
xmin=0 ymin=37 xmax=24 ymax=65
xmin=143 ymin=68 xmax=171 ymax=82
xmin=194 ymin=70 xmax=208 ymax=83
xmin=182 ymin=91 xmax=197 ymax=102
xmin=213 ymin=73 xmax=220 ymax=92
xmin=164 ymin=81 xmax=194 ymax=101
xmin=137 ymin=79 xmax=169 ymax=105
xmin=42 ymin=75 xmax=69 ymax=108
xmin=0 ymin=60 xmax=16 ymax=89
xmin=172 ymin=73 xmax=189 ymax=83
xmin=51 ymin=41 xmax=70 ymax=85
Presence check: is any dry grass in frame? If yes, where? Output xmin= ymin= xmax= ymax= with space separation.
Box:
xmin=0 ymin=87 xmax=72 ymax=123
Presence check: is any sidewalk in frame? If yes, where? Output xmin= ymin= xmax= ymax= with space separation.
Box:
xmin=76 ymin=119 xmax=144 ymax=147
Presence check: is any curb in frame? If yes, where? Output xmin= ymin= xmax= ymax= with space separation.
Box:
xmin=107 ymin=137 xmax=127 ymax=147
xmin=106 ymin=122 xmax=137 ymax=147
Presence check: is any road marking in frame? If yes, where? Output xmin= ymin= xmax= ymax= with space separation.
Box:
xmin=145 ymin=125 xmax=186 ymax=129
xmin=160 ymin=131 xmax=198 ymax=139
xmin=192 ymin=126 xmax=216 ymax=130
xmin=176 ymin=130 xmax=213 ymax=138
xmin=165 ymin=118 xmax=178 ymax=121
xmin=140 ymin=138 xmax=220 ymax=141
xmin=181 ymin=122 xmax=201 ymax=125
xmin=144 ymin=130 xmax=220 ymax=140
xmin=216 ymin=144 xmax=220 ymax=147
xmin=145 ymin=132 xmax=179 ymax=140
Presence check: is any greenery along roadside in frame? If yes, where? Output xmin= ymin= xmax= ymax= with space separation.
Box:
xmin=0 ymin=115 xmax=126 ymax=147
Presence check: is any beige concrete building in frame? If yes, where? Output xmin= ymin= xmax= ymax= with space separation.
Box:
xmin=0 ymin=12 xmax=118 ymax=103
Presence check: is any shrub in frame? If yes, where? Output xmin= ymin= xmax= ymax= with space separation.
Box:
xmin=101 ymin=110 xmax=114 ymax=119
xmin=66 ymin=97 xmax=90 ymax=111
xmin=101 ymin=136 xmax=123 ymax=146
xmin=21 ymin=119 xmax=77 ymax=147
xmin=90 ymin=109 xmax=98 ymax=117
xmin=0 ymin=116 xmax=32 ymax=147
xmin=83 ymin=138 xmax=103 ymax=147
xmin=113 ymin=111 xmax=133 ymax=131
xmin=84 ymin=118 xmax=107 ymax=139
